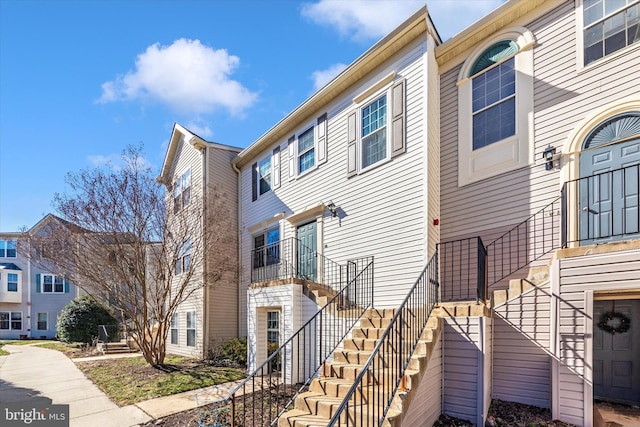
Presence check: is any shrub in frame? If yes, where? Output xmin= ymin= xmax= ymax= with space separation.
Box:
xmin=221 ymin=337 xmax=247 ymax=366
xmin=57 ymin=295 xmax=118 ymax=344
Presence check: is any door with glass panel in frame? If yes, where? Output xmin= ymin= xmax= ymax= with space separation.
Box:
xmin=296 ymin=221 xmax=317 ymax=282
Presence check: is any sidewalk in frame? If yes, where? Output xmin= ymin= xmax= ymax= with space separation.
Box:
xmin=0 ymin=344 xmax=151 ymax=427
xmin=0 ymin=344 xmax=246 ymax=426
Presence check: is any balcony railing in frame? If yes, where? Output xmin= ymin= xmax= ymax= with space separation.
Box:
xmin=437 ymin=237 xmax=487 ymax=303
xmin=251 ymin=237 xmax=343 ymax=291
xmin=225 ymin=256 xmax=374 ymax=427
xmin=562 ymin=164 xmax=640 ymax=246
xmin=328 ymin=252 xmax=439 ymax=426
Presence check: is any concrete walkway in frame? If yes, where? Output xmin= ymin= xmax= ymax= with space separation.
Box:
xmin=0 ymin=344 xmax=151 ymax=427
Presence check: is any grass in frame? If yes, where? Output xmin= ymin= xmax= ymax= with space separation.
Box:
xmin=77 ymin=356 xmax=246 ymax=405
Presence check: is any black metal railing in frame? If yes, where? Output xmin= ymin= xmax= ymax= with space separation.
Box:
xmin=562 ymin=164 xmax=640 ymax=246
xmin=327 ymin=252 xmax=438 ymax=426
xmin=227 ymin=256 xmax=374 ymax=427
xmin=437 ymin=237 xmax=487 ymax=302
xmin=486 ymin=197 xmax=561 ymax=286
xmin=251 ymin=237 xmax=343 ymax=291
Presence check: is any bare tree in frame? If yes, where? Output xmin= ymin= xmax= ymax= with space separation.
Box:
xmin=30 ymin=145 xmax=235 ymax=366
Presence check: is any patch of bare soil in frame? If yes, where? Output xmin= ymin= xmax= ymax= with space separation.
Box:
xmin=141 ymin=397 xmax=577 ymax=426
xmin=139 ymin=385 xmax=300 ymax=427
xmin=434 ymin=399 xmax=577 ymax=427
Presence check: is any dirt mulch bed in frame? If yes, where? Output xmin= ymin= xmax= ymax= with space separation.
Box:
xmin=435 ymin=399 xmax=576 ymax=427
xmin=142 ymin=397 xmax=577 ymax=426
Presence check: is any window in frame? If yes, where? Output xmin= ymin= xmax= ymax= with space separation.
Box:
xmin=457 ymin=29 xmax=535 ymax=186
xmin=266 ymin=310 xmax=280 ymax=345
xmin=0 ymin=240 xmax=17 ymax=258
xmin=170 ymin=313 xmax=178 ymax=345
xmin=253 ymin=228 xmax=280 ymax=268
xmin=42 ymin=274 xmax=64 ymax=293
xmin=37 ymin=313 xmax=48 ymax=331
xmin=258 ymin=157 xmax=272 ymax=196
xmin=346 ymin=76 xmax=405 ymax=177
xmin=298 ymin=127 xmax=315 ymax=174
xmin=173 ymin=169 xmax=191 ymax=212
xmin=186 ymin=311 xmax=196 ymax=347
xmin=7 ymin=273 xmax=18 ymax=292
xmin=0 ymin=312 xmax=22 ymax=330
xmin=583 ymin=0 xmax=640 ymax=65
xmin=175 ymin=239 xmax=192 ymax=275
xmin=361 ymin=95 xmax=388 ymax=169
xmin=472 ymin=54 xmax=516 ymax=150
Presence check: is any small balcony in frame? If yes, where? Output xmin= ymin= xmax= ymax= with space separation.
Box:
xmin=251 ymin=237 xmax=344 ymax=293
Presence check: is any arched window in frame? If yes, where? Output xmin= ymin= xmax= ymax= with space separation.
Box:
xmin=457 ymin=27 xmax=535 ymax=186
xmin=583 ymin=112 xmax=640 ymax=149
xmin=470 ymin=41 xmax=519 ymax=150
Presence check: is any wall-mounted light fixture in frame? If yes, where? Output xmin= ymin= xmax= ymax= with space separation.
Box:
xmin=543 ymin=146 xmax=556 ymax=171
xmin=326 ymin=201 xmax=338 ymax=218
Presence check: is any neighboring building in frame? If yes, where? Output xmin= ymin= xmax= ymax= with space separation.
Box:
xmin=157 ymin=123 xmax=242 ymax=357
xmin=0 ymin=215 xmax=79 ymax=340
xmin=163 ymin=1 xmax=640 ymax=425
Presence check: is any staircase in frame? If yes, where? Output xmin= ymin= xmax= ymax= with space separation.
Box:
xmin=97 ymin=339 xmax=137 ymax=355
xmin=278 ymin=308 xmax=442 ymax=427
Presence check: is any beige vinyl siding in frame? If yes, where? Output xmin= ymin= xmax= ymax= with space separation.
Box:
xmin=439 ymin=1 xmax=640 ymax=292
xmin=401 ymin=330 xmax=442 ymax=427
xmin=166 ymin=134 xmax=206 ymax=357
xmin=443 ymin=316 xmax=491 ymax=426
xmin=553 ymin=249 xmax=640 ymax=426
xmin=493 ymin=282 xmax=551 ymax=408
xmin=240 ymin=37 xmax=430 ymax=308
xmin=205 ymin=146 xmax=240 ymax=343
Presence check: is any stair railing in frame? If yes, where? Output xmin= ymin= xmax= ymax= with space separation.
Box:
xmin=328 ymin=251 xmax=439 ymax=426
xmin=227 ymin=256 xmax=374 ymax=427
xmin=437 ymin=237 xmax=487 ymax=303
xmin=485 ymin=196 xmax=561 ymax=286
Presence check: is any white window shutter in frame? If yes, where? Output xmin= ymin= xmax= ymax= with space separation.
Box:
xmin=287 ymin=135 xmax=296 ymax=180
xmin=316 ymin=113 xmax=327 ymax=165
xmin=391 ymin=79 xmax=406 ymax=158
xmin=347 ymin=112 xmax=357 ymax=177
xmin=272 ymin=146 xmax=281 ymax=189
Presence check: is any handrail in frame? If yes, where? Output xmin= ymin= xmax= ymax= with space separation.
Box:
xmin=227 ymin=256 xmax=374 ymax=426
xmin=437 ymin=237 xmax=487 ymax=302
xmin=328 ymin=251 xmax=439 ymax=426
xmin=485 ymin=196 xmax=561 ymax=286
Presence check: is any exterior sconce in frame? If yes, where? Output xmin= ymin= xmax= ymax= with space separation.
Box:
xmin=326 ymin=201 xmax=338 ymax=218
xmin=543 ymin=146 xmax=556 ymax=171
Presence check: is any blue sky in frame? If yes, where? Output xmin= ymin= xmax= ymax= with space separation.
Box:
xmin=0 ymin=0 xmax=503 ymax=231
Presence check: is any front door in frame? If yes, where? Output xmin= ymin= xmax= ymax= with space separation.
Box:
xmin=593 ymin=299 xmax=640 ymax=405
xmin=579 ymin=138 xmax=640 ymax=243
xmin=296 ymin=221 xmax=317 ymax=281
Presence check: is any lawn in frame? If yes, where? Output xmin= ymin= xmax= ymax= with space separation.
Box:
xmin=76 ymin=356 xmax=246 ymax=405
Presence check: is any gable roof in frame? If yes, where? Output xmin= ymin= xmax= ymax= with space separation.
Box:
xmin=233 ymin=5 xmax=438 ymax=169
xmin=0 ymin=263 xmax=21 ymax=271
xmin=157 ymin=123 xmax=242 ymax=185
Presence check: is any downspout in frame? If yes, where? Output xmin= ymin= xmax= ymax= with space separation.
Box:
xmin=202 ymin=145 xmax=210 ymax=356
xmin=231 ymin=160 xmax=242 ymax=338
xmin=27 ymin=235 xmax=32 ymax=338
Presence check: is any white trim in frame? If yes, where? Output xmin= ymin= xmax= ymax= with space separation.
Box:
xmin=36 ymin=312 xmax=48 ymax=331
xmin=457 ymin=27 xmax=535 ymax=187
xmin=356 ymin=88 xmax=393 ymax=174
xmin=584 ymin=290 xmax=594 ymax=427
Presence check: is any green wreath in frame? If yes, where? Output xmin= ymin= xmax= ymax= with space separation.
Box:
xmin=597 ymin=311 xmax=631 ymax=335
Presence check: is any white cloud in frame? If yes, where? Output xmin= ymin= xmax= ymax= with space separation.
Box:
xmin=184 ymin=120 xmax=214 ymax=139
xmin=311 ymin=63 xmax=347 ymax=91
xmin=87 ymin=154 xmax=120 ymax=168
xmin=301 ymin=0 xmax=504 ymax=41
xmin=97 ymin=39 xmax=258 ymax=116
